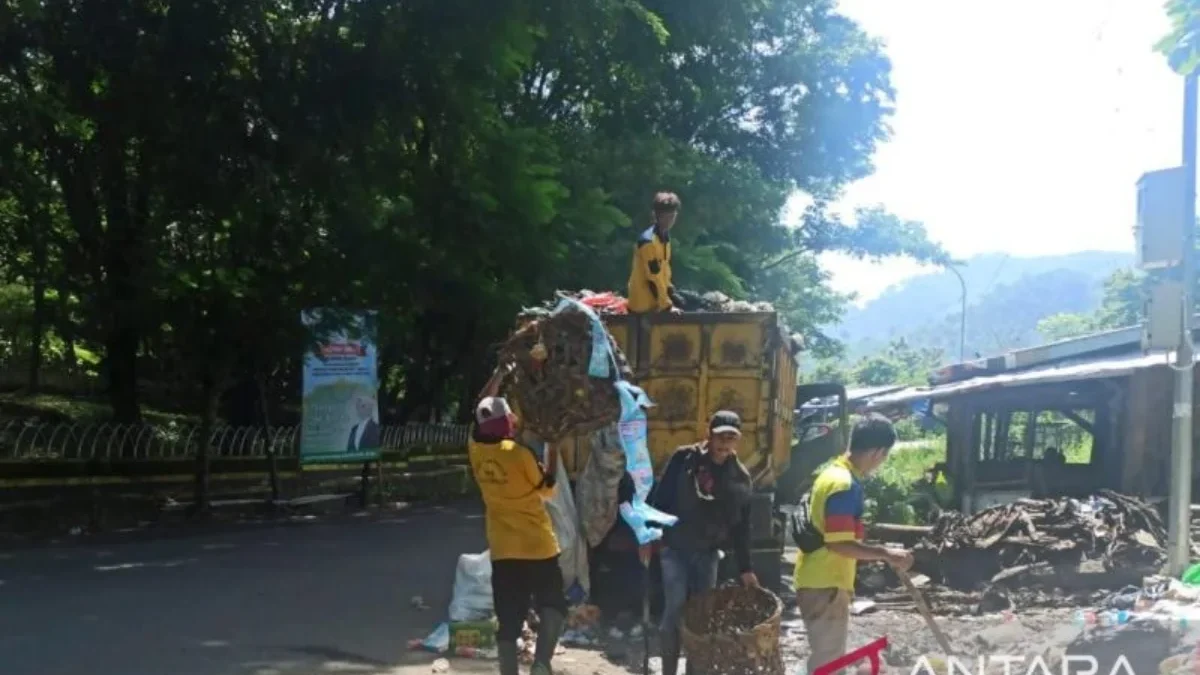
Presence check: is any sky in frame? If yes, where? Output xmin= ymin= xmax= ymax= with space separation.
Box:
xmin=809 ymin=0 xmax=1183 ymax=305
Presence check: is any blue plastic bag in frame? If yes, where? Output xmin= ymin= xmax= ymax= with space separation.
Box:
xmin=614 ymin=380 xmax=678 ymax=544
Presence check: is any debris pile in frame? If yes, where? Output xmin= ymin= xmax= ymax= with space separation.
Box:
xmin=500 ymin=305 xmax=626 ymax=441
xmin=673 ymin=289 xmax=775 ymax=313
xmin=913 ymin=491 xmax=1166 ymax=591
xmin=517 ymin=288 xmax=778 ymax=318
xmin=518 ymin=290 xmax=630 ymax=318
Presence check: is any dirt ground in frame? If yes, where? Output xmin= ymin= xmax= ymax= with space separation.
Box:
xmin=400 ymin=604 xmax=1093 ymax=675
xmin=398 ymin=587 xmax=1191 ymax=675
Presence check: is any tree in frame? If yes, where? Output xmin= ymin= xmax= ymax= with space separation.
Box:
xmin=1034 ymin=268 xmax=1148 ymax=343
xmin=1159 ymin=0 xmax=1200 ymax=73
xmin=0 ymin=0 xmax=947 ymax=452
xmin=1036 ymin=313 xmax=1097 ymax=342
xmin=850 ymin=339 xmax=942 ymax=387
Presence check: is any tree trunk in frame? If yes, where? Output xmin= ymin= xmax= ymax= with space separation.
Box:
xmin=192 ymin=369 xmax=222 ymax=515
xmin=257 ymin=370 xmax=281 ymax=504
xmin=106 ymin=328 xmax=141 ymax=423
xmin=27 ymin=275 xmax=46 ymax=393
xmin=100 ymin=128 xmax=144 ymax=423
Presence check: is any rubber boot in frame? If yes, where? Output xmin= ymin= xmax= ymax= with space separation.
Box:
xmin=660 ymin=630 xmax=680 ymax=675
xmin=532 ymin=607 xmax=565 ymax=675
xmin=498 ymin=641 xmax=520 ymax=675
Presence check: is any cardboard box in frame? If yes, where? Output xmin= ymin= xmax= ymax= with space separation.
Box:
xmin=449 ymin=619 xmax=498 ymax=649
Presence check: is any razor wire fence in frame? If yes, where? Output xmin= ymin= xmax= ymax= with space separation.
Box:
xmin=0 ymin=421 xmax=471 ymax=462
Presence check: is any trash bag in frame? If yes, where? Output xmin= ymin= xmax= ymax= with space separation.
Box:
xmin=614 ymin=380 xmax=677 ymax=544
xmin=448 ymin=551 xmax=493 ymax=622
xmin=1183 ymin=562 xmax=1200 ymax=586
xmin=574 ymin=423 xmax=626 ymax=549
xmin=546 ymin=454 xmax=590 ymax=594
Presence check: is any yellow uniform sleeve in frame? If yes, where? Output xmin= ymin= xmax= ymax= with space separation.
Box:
xmin=521 ymin=449 xmax=555 ymax=500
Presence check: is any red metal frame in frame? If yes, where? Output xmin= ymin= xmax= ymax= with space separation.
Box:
xmin=812 ymin=637 xmax=889 ymax=675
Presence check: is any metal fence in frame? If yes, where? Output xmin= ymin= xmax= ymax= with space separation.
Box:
xmin=0 ymin=422 xmax=471 ymax=462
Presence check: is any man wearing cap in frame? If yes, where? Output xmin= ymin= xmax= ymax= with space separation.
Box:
xmin=467 ymin=366 xmax=566 ymax=675
xmin=649 ymin=410 xmax=758 ymax=675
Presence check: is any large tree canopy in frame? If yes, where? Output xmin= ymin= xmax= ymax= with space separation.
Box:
xmin=0 ymin=0 xmax=947 ymax=448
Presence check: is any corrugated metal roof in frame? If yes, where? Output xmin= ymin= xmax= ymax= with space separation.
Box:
xmin=868 ymin=350 xmax=1195 ymax=408
xmin=846 ymin=385 xmax=906 ymax=401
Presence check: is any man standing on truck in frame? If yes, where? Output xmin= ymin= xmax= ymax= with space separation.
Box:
xmin=627 ymin=191 xmax=685 ymax=314
xmin=650 ymin=410 xmax=759 ymax=675
xmin=467 ymin=365 xmax=566 ymax=675
xmin=792 ymin=414 xmax=914 ymax=675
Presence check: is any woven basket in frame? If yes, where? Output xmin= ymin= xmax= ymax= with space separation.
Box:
xmin=680 ymin=586 xmax=784 ymax=675
xmin=500 ymin=308 xmax=626 ymax=441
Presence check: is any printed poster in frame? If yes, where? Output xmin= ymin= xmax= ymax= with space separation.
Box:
xmin=300 ymin=309 xmax=381 ymax=465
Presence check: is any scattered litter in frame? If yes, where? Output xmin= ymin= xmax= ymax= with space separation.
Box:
xmin=453 ymin=645 xmax=497 ymax=659
xmin=448 ymin=551 xmax=492 ymax=622
xmin=411 ymin=595 xmax=430 ymax=610
xmin=851 ymin=599 xmax=877 ymax=615
xmin=431 ymin=657 xmax=449 ymax=672
xmin=410 ymin=622 xmax=450 ymax=654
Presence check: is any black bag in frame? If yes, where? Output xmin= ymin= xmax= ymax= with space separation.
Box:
xmin=790 ymin=491 xmax=826 ymax=554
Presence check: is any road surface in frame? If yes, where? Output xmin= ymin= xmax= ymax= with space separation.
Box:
xmin=0 ymin=503 xmax=539 ymax=675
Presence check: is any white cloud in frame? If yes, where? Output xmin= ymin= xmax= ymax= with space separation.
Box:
xmin=822 ymin=0 xmax=1181 ymax=302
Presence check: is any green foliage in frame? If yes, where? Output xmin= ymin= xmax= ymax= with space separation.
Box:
xmin=1158 ymin=0 xmax=1200 ymax=73
xmin=864 ymin=437 xmax=946 ymax=525
xmin=0 ymin=0 xmax=967 ymax=520
xmin=1035 ymin=313 xmax=1098 ymax=342
xmin=1035 ymin=268 xmax=1148 ymax=342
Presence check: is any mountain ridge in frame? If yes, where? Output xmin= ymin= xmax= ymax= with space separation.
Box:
xmin=832 ymin=250 xmax=1134 ymax=361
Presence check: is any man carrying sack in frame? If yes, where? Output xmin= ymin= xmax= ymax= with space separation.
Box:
xmin=791 ymin=414 xmax=913 ymax=675
xmin=650 ymin=410 xmax=759 ymax=675
xmin=467 ymin=366 xmax=566 ymax=675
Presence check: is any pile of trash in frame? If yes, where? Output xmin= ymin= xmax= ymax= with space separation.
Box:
xmin=673 ymin=289 xmax=775 ymax=313
xmin=914 ymin=491 xmax=1166 ymax=590
xmin=518 ymin=290 xmax=630 ymax=318
xmin=517 ymin=288 xmax=777 ymax=319
xmin=501 ymin=300 xmax=628 ymax=441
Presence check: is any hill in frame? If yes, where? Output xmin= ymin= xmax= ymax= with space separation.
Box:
xmin=832 ymin=251 xmax=1135 ymax=361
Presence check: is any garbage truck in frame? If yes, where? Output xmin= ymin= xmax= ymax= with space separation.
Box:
xmin=555 ymin=310 xmax=849 ymax=592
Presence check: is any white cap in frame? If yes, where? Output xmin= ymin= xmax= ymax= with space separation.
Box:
xmin=475 ymin=396 xmax=513 ymax=425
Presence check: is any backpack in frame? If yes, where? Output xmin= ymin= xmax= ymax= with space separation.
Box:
xmin=790 ymin=490 xmax=826 ymax=554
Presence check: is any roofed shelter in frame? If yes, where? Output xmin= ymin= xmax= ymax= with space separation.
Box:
xmin=866 ymin=323 xmax=1200 ymax=513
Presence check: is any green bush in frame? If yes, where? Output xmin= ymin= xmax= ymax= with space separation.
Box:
xmin=863 ymin=437 xmax=947 ymax=525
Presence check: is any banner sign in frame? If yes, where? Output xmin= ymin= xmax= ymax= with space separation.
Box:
xmin=300 ymin=309 xmax=381 ymax=465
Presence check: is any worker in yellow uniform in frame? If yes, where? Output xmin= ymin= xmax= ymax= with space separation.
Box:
xmin=627 ymin=192 xmax=684 ymax=314
xmin=467 ymin=365 xmax=565 ymax=675
xmin=791 ymin=415 xmax=913 ymax=675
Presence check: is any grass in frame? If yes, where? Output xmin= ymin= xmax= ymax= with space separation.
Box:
xmin=875 ymin=437 xmax=947 ymax=485
xmin=0 ymin=392 xmax=199 ymax=426
xmin=866 ymin=436 xmax=948 ymax=525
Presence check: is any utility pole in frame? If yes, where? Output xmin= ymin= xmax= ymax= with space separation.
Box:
xmin=1168 ymin=71 xmax=1198 ymax=577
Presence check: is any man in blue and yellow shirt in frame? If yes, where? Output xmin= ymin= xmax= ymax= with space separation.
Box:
xmin=628 ymin=192 xmax=685 ymax=314
xmin=793 ymin=414 xmax=913 ymax=675
xmin=468 ymin=366 xmax=564 ymax=675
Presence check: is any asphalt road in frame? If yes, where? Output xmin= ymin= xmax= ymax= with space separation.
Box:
xmin=0 ymin=504 xmax=493 ymax=675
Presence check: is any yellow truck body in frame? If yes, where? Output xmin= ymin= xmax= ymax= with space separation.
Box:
xmin=557 ymin=311 xmax=798 ymax=487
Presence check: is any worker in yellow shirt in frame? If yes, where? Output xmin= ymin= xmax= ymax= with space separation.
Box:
xmin=467 ymin=366 xmax=564 ymax=675
xmin=627 ymin=192 xmax=685 ymax=314
xmin=791 ymin=415 xmax=913 ymax=675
